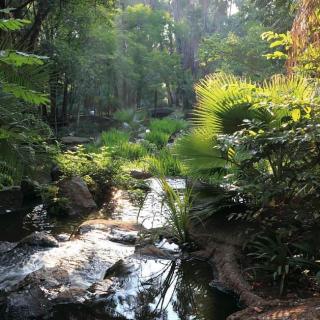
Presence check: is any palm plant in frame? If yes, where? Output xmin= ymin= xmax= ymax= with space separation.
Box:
xmin=160 ymin=178 xmax=193 ymax=243
xmin=175 ymin=73 xmax=317 ymax=180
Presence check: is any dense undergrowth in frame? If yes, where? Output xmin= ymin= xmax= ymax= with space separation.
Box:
xmin=175 ymin=73 xmax=320 ymax=296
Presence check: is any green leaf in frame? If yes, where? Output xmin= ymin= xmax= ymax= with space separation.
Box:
xmin=0 ymin=18 xmax=30 ymax=31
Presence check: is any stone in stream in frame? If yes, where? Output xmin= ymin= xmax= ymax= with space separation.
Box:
xmin=57 ymin=176 xmax=97 ymax=216
xmin=18 ymin=231 xmax=59 ymax=248
xmin=0 ymin=241 xmax=17 ymax=253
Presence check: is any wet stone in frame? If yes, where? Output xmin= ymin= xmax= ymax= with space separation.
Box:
xmin=0 ymin=241 xmax=17 ymax=253
xmin=18 ymin=231 xmax=59 ymax=248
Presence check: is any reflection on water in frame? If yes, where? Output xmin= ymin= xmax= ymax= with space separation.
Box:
xmin=53 ymin=259 xmax=239 ymax=320
xmin=0 ymin=203 xmax=81 ymax=241
xmin=112 ymin=178 xmax=186 ymax=229
xmin=116 ymin=259 xmax=239 ymax=320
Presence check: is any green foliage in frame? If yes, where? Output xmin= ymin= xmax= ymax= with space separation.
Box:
xmin=176 ymin=73 xmax=316 ymax=181
xmin=0 ymin=173 xmax=13 ymax=189
xmin=113 ymin=108 xmax=135 ymax=123
xmin=199 ymin=23 xmax=282 ymax=80
xmin=117 ymin=142 xmax=148 ymax=160
xmin=0 ymin=8 xmax=30 ymax=31
xmin=160 ymin=178 xmax=193 ymax=243
xmin=147 ymin=148 xmax=183 ymax=177
xmin=40 ymin=185 xmax=70 ymax=217
xmin=149 ymin=119 xmax=188 ymax=136
xmin=261 ymin=31 xmax=292 ymax=60
xmin=175 ymin=130 xmax=228 ymax=180
xmin=113 ymin=108 xmax=146 ymax=124
xmin=100 ymin=129 xmax=130 ymax=147
xmin=145 ymin=130 xmax=170 ymax=148
xmin=99 ymin=129 xmax=148 ymax=160
xmin=0 ymin=12 xmax=52 ymax=182
xmin=246 ymin=228 xmax=320 ymax=295
xmin=56 ymin=145 xmax=111 ymax=178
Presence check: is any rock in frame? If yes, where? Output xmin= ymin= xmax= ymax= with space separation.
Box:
xmin=56 ymin=233 xmax=70 ymax=242
xmin=0 ymin=241 xmax=17 ymax=253
xmin=104 ymin=259 xmax=132 ymax=279
xmin=3 ymin=267 xmax=73 ymax=319
xmin=137 ymin=132 xmax=146 ymax=139
xmin=88 ymin=278 xmax=114 ymax=298
xmin=135 ymin=244 xmax=174 ymax=259
xmin=51 ymin=164 xmax=63 ymax=182
xmin=150 ymin=107 xmax=173 ymax=118
xmin=20 ymin=178 xmax=41 ymax=202
xmin=5 ymin=287 xmax=51 ymax=320
xmin=57 ymin=176 xmax=97 ymax=216
xmin=108 ymin=229 xmax=139 ymax=244
xmin=19 ymin=231 xmax=59 ymax=247
xmin=130 ymin=169 xmax=152 ymax=180
xmin=61 ymin=136 xmax=90 ymax=145
xmin=0 ymin=186 xmax=23 ymax=214
xmin=122 ymin=122 xmax=130 ymax=129
xmin=78 ymin=219 xmax=143 ymax=235
xmin=78 ymin=219 xmax=140 ymax=244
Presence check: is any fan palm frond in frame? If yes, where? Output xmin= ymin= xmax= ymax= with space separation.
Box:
xmin=174 ymin=129 xmax=228 ymax=179
xmin=193 ymin=73 xmax=271 ymax=135
xmin=262 ymin=74 xmax=315 ymax=104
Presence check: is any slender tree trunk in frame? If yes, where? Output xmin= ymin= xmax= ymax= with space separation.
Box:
xmin=154 ymin=89 xmax=158 ymax=111
xmin=61 ymin=75 xmax=69 ymax=124
xmin=136 ymin=85 xmax=142 ymax=108
xmin=166 ymin=82 xmax=173 ymax=107
xmin=49 ymin=73 xmax=58 ymax=135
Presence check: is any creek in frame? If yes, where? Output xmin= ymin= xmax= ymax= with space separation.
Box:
xmin=0 ymin=178 xmax=239 ymax=320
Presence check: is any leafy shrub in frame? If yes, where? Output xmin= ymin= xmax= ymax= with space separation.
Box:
xmin=246 ymin=228 xmax=320 ymax=295
xmin=56 ymin=145 xmax=111 ymax=178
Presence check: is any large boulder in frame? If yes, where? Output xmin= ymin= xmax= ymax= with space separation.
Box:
xmin=20 ymin=178 xmax=41 ymax=202
xmin=18 ymin=231 xmax=59 ymax=248
xmin=58 ymin=176 xmax=97 ymax=216
xmin=0 ymin=186 xmax=23 ymax=214
xmin=150 ymin=107 xmax=173 ymax=118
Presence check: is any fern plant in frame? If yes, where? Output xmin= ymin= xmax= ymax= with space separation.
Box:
xmin=0 ymin=9 xmax=52 ymax=184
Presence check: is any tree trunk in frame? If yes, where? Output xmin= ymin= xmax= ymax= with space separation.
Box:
xmin=136 ymin=85 xmax=142 ymax=108
xmin=154 ymin=89 xmax=158 ymax=111
xmin=49 ymin=73 xmax=58 ymax=134
xmin=20 ymin=0 xmax=51 ymax=51
xmin=61 ymin=75 xmax=69 ymax=124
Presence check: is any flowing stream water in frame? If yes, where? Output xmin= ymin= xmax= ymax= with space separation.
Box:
xmin=0 ymin=178 xmax=239 ymax=320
